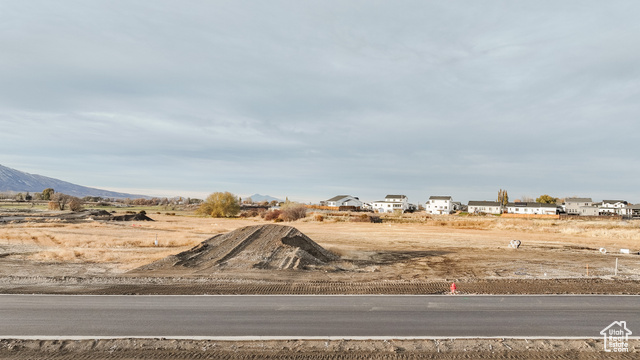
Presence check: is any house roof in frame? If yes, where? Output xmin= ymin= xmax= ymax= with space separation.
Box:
xmin=385 ymin=195 xmax=407 ymax=199
xmin=603 ymin=200 xmax=628 ymax=205
xmin=468 ymin=201 xmax=501 ymax=206
xmin=373 ymin=200 xmax=405 ymax=204
xmin=507 ymin=202 xmax=557 ymax=208
xmin=565 ymin=197 xmax=593 ymax=203
xmin=326 ymin=195 xmax=351 ymax=202
xmin=429 ymin=196 xmax=452 ymax=200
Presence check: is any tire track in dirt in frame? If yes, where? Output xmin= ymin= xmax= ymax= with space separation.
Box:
xmin=2 ymin=277 xmax=639 ymax=295
xmin=0 ymin=339 xmax=636 ymax=359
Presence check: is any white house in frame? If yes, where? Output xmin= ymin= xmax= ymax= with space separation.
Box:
xmin=600 ymin=200 xmax=628 ymax=215
xmin=468 ymin=201 xmax=502 ymax=215
xmin=506 ymin=202 xmax=558 ymax=215
xmin=425 ymin=196 xmax=454 ymax=215
xmin=371 ymin=195 xmax=409 ymax=213
xmin=325 ymin=195 xmax=363 ymax=208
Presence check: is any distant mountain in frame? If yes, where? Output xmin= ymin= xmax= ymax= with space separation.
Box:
xmin=246 ymin=194 xmax=282 ymax=203
xmin=0 ymin=164 xmax=148 ymax=199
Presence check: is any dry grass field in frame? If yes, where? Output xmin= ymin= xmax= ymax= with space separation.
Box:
xmin=1 ymin=210 xmax=639 ymax=282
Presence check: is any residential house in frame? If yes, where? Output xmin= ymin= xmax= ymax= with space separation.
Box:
xmin=468 ymin=201 xmax=503 ymax=215
xmin=425 ymin=196 xmax=454 ymax=215
xmin=506 ymin=202 xmax=558 ymax=215
xmin=325 ymin=195 xmax=363 ymax=209
xmin=600 ymin=200 xmax=628 ymax=215
xmin=371 ymin=195 xmax=409 ymax=213
xmin=564 ymin=197 xmax=594 ymax=215
xmin=626 ymin=204 xmax=640 ymax=219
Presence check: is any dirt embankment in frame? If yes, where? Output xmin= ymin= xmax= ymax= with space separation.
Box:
xmin=0 ymin=338 xmax=636 ymax=359
xmin=0 ymin=209 xmax=153 ymax=223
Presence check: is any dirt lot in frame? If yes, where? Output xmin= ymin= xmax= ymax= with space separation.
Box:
xmin=1 ymin=210 xmax=639 ymax=358
xmin=0 ymin=210 xmax=639 ymax=295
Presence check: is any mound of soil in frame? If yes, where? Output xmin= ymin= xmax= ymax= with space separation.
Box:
xmin=135 ymin=224 xmax=339 ymax=273
xmin=110 ymin=212 xmax=154 ymax=221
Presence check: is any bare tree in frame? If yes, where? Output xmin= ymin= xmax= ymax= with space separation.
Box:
xmin=50 ymin=193 xmax=82 ymax=211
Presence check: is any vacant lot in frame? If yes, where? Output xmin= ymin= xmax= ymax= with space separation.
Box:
xmin=0 ymin=210 xmax=639 ymax=294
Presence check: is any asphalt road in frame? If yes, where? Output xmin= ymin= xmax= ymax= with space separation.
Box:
xmin=1 ymin=295 xmax=639 ymax=338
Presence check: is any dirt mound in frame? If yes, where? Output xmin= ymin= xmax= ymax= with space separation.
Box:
xmin=136 ymin=224 xmax=338 ymax=273
xmin=110 ymin=211 xmax=154 ymax=221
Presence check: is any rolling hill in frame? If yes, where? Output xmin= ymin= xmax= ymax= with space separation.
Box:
xmin=0 ymin=164 xmax=148 ymax=199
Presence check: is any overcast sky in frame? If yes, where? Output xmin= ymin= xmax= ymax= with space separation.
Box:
xmin=1 ymin=1 xmax=639 ymax=204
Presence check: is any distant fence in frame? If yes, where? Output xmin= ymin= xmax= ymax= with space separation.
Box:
xmin=501 ymin=214 xmax=559 ymax=219
xmin=305 ymin=205 xmax=339 ymax=211
xmin=559 ymin=214 xmax=623 ymax=221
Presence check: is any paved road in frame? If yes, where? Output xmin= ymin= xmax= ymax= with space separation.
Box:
xmin=1 ymin=295 xmax=638 ymax=338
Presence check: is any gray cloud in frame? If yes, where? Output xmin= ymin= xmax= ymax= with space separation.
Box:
xmin=1 ymin=1 xmax=639 ymax=203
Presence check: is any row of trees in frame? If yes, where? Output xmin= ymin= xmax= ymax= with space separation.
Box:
xmin=0 ymin=188 xmax=81 ymax=210
xmin=0 ymin=189 xmax=55 ymax=202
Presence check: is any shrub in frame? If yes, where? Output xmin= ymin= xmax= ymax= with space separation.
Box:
xmin=48 ymin=201 xmax=60 ymax=210
xmin=68 ymin=198 xmax=84 ymax=212
xmin=280 ymin=204 xmax=307 ymax=221
xmin=351 ymin=214 xmax=370 ymax=223
xmin=314 ymin=214 xmax=324 ymax=222
xmin=262 ymin=209 xmax=282 ymax=221
xmin=196 ymin=191 xmax=241 ymax=218
xmin=240 ymin=209 xmax=260 ymax=218
xmin=369 ymin=216 xmax=382 ymax=223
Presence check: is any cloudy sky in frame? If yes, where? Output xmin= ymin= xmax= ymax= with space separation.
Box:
xmin=1 ymin=1 xmax=639 ymax=204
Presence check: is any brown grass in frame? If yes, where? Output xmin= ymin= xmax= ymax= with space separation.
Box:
xmin=2 ymin=212 xmax=639 ymax=276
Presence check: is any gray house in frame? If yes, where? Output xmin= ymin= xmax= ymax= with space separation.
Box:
xmin=325 ymin=195 xmax=363 ymax=208
xmin=564 ymin=197 xmax=593 ymax=215
xmin=627 ymin=204 xmax=640 ymax=219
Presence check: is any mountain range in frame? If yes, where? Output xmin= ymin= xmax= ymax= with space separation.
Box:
xmin=246 ymin=194 xmax=282 ymax=203
xmin=0 ymin=164 xmax=147 ymax=199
